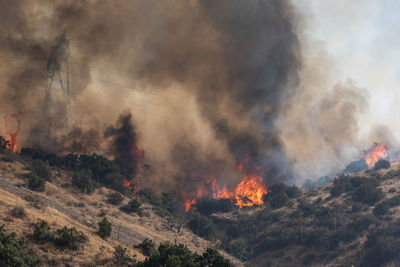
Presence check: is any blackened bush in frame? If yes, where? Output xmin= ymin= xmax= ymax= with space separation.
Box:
xmin=188 ymin=213 xmax=216 ymax=239
xmin=374 ymin=159 xmax=390 ymax=170
xmin=0 ymin=224 xmax=42 ymax=267
xmin=196 ymin=198 xmax=234 ymax=215
xmin=98 ymin=217 xmax=112 ymax=239
xmin=31 ymin=159 xmax=52 ymax=181
xmin=72 ymin=171 xmax=95 ymax=194
xmin=352 ymin=183 xmax=384 ymax=205
xmin=107 ymin=192 xmax=124 ymax=205
xmin=33 ymin=220 xmax=53 ymax=243
xmin=27 ymin=173 xmax=46 ymax=192
xmin=54 ymin=226 xmax=87 ymax=250
xmin=134 ymin=238 xmax=156 ymax=257
xmin=120 ymin=199 xmax=142 ymax=214
xmin=373 ymin=202 xmax=389 ymax=216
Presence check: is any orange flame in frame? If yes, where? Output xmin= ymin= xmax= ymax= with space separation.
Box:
xmin=182 ymin=162 xmax=268 ymax=212
xmin=3 ymin=114 xmax=20 ymax=152
xmin=364 ymin=143 xmax=389 ymax=168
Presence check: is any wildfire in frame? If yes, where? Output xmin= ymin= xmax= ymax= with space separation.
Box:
xmin=3 ymin=114 xmax=20 ymax=152
xmin=181 ymin=162 xmax=268 ymax=212
xmin=364 ymin=143 xmax=389 ymax=168
xmin=124 ymin=177 xmax=137 ymax=193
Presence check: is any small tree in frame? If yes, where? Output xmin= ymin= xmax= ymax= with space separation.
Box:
xmin=54 ymin=226 xmax=87 ymax=250
xmin=27 ymin=173 xmax=46 ymax=192
xmin=98 ymin=217 xmax=112 ymax=239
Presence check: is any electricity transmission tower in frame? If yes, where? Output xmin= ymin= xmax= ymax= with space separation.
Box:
xmin=40 ymin=32 xmax=71 ymax=143
xmin=43 ymin=32 xmax=71 ymax=120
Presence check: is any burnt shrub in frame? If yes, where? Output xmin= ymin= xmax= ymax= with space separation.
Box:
xmin=134 ymin=238 xmax=156 ymax=257
xmin=33 ymin=220 xmax=53 ymax=243
xmin=352 ymin=183 xmax=383 ymax=205
xmin=107 ymin=192 xmax=124 ymax=205
xmin=98 ymin=217 xmax=112 ymax=239
xmin=120 ymin=199 xmax=142 ymax=215
xmin=196 ymin=198 xmax=234 ymax=215
xmin=374 ymin=159 xmax=390 ymax=170
xmin=54 ymin=226 xmax=87 ymax=250
xmin=72 ymin=170 xmax=95 ymax=194
xmin=188 ymin=213 xmax=216 ymax=239
xmin=27 ymin=173 xmax=46 ymax=192
xmin=0 ymin=224 xmax=42 ymax=267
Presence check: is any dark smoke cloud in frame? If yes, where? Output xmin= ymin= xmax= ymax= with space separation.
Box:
xmin=0 ymin=0 xmax=300 ymax=189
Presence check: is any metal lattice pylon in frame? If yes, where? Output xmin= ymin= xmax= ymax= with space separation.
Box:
xmin=42 ymin=32 xmax=71 ymax=125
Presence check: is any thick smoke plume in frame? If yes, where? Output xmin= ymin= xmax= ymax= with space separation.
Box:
xmin=0 ymin=0 xmax=306 ymax=190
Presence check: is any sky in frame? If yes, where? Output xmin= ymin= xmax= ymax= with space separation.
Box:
xmin=295 ymin=0 xmax=400 ymax=142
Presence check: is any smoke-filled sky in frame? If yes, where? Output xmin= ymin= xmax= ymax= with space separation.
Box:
xmin=0 ymin=0 xmax=398 ymax=187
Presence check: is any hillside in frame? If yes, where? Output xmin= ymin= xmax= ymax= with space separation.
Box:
xmin=0 ymin=152 xmax=241 ymax=266
xmin=2 ymin=149 xmax=400 ymax=266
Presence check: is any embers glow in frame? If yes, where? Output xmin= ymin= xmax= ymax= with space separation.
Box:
xmin=3 ymin=114 xmax=20 ymax=152
xmin=123 ymin=177 xmax=137 ymax=193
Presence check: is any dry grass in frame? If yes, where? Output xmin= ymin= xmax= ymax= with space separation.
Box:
xmin=0 ymin=159 xmax=243 ymax=266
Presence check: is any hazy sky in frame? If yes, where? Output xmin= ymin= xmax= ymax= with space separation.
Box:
xmin=296 ymin=0 xmax=400 ymax=142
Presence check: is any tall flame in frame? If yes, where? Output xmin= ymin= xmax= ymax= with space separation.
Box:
xmin=3 ymin=114 xmax=20 ymax=152
xmin=364 ymin=143 xmax=389 ymax=168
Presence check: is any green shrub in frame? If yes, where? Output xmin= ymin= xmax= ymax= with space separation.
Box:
xmin=72 ymin=171 xmax=95 ymax=194
xmin=114 ymin=245 xmax=135 ymax=266
xmin=352 ymin=183 xmax=383 ymax=205
xmin=98 ymin=217 xmax=112 ymax=239
xmin=373 ymin=202 xmax=389 ymax=216
xmin=134 ymin=238 xmax=156 ymax=257
xmin=269 ymin=194 xmax=289 ymax=209
xmin=11 ymin=205 xmax=25 ymax=218
xmin=0 ymin=224 xmax=42 ymax=267
xmin=54 ymin=226 xmax=87 ymax=250
xmin=120 ymin=199 xmax=142 ymax=214
xmin=33 ymin=220 xmax=53 ymax=243
xmin=27 ymin=173 xmax=46 ymax=192
xmin=138 ymin=188 xmax=162 ymax=206
xmin=136 ymin=242 xmax=231 ymax=267
xmin=107 ymin=192 xmax=124 ymax=205
xmin=187 ymin=213 xmax=216 ymax=239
